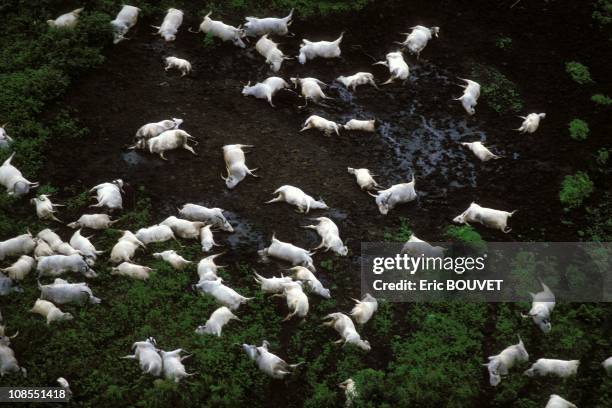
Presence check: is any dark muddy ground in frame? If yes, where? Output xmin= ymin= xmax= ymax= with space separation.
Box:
xmin=46 ymin=1 xmax=609 ymax=265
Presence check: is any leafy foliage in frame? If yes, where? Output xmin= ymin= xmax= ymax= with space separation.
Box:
xmin=565 ymin=61 xmax=593 ymax=85
xmin=470 ymin=63 xmax=523 ymax=113
xmin=559 ymin=171 xmax=594 ymax=209
xmin=591 ymin=94 xmax=612 ymax=105
xmin=568 ymin=118 xmax=590 ymax=141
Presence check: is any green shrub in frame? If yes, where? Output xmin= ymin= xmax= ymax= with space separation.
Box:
xmin=565 ymin=61 xmax=593 ymax=84
xmin=470 ymin=63 xmax=523 ymax=113
xmin=591 ymin=93 xmax=612 ymax=105
xmin=446 ymin=225 xmax=484 ymax=247
xmin=593 ymin=0 xmax=612 ymax=27
xmin=568 ymin=118 xmax=590 ymax=141
xmin=495 ymin=37 xmax=513 ymax=49
xmin=383 ymin=217 xmax=412 ymax=241
xmin=596 ymin=148 xmax=610 ymax=166
xmin=560 ymin=171 xmax=594 ymax=209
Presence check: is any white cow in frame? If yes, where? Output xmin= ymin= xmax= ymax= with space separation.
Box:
xmin=291 ymin=77 xmax=332 ymax=108
xmin=524 ymin=359 xmax=580 ymax=378
xmin=453 ymin=202 xmax=516 ymax=233
xmin=298 ymin=32 xmax=344 ymax=64
xmin=135 ymin=118 xmax=183 ymax=141
xmin=178 ymin=204 xmax=233 ymax=232
xmin=517 ymin=113 xmax=546 ymax=134
xmin=484 ymin=336 xmax=529 ymax=386
xmin=373 ymin=52 xmax=409 ymax=85
xmin=289 ymin=266 xmax=330 ymax=299
xmin=396 ymin=25 xmax=440 ymax=58
xmin=37 ymin=254 xmax=97 ymax=279
xmin=253 ymin=271 xmax=292 ymax=294
xmin=545 ymin=395 xmax=577 ymax=408
xmin=131 ymin=129 xmax=197 ymax=160
xmin=302 ymin=217 xmax=347 ymax=255
xmin=339 ymin=379 xmax=358 ymax=408
xmin=343 ymin=119 xmax=376 ymax=132
xmin=243 ymin=340 xmax=302 ymax=379
xmin=39 ymin=278 xmax=101 ymax=305
xmin=369 ymin=176 xmax=417 ymax=215
xmin=522 ymin=280 xmax=555 ymax=333
xmin=200 ymin=225 xmax=221 ymax=252
xmin=135 ymin=225 xmax=177 ymax=245
xmin=161 ymin=349 xmax=195 ymax=383
xmin=0 ymin=153 xmax=39 ymax=197
xmin=336 ymin=72 xmax=378 ymax=91
xmin=67 ymin=213 xmax=117 ymax=230
xmin=192 ymin=12 xmax=246 ymax=48
xmin=0 ymin=124 xmax=13 ymax=149
xmin=322 ymin=313 xmax=371 ymax=351
xmin=256 ymin=35 xmax=291 ymax=72
xmin=47 ymin=8 xmax=83 ymax=28
xmin=244 ymin=9 xmax=294 ymax=37
xmin=401 ymin=234 xmax=445 ymax=259
xmin=0 ymin=232 xmax=36 ymax=261
xmin=0 ymin=325 xmax=26 ymax=377
xmin=110 ymin=231 xmax=145 ymax=263
xmin=111 ymin=262 xmax=152 ymax=280
xmin=194 ymin=278 xmax=252 ymax=310
xmin=153 ymin=8 xmax=183 ymax=41
xmin=258 ymin=234 xmax=316 ymax=271
xmin=111 ymin=5 xmax=140 ymax=43
xmin=242 ymin=77 xmax=290 ymax=107
xmin=121 ymin=337 xmax=162 ymax=377
xmin=69 ymin=229 xmax=103 ymax=264
xmin=222 ymin=144 xmax=258 ymax=189
xmin=90 ymin=179 xmax=123 ymax=211
xmin=347 ymin=167 xmax=380 ymax=191
xmin=266 ymin=185 xmax=328 ymax=213
xmin=30 ymin=194 xmax=63 ymax=222
xmin=349 ymin=294 xmax=378 ymax=325
xmin=1 ymin=255 xmax=36 ymax=281
xmin=272 ymin=281 xmax=309 ymax=321
xmin=455 ymin=78 xmax=481 ymax=115
xmin=164 ymin=56 xmax=192 ymax=77
xmin=195 ymin=306 xmax=240 ymax=336
xmin=197 ymin=253 xmax=225 ymax=282
xmin=161 ymin=216 xmax=205 ymax=239
xmin=300 ymin=115 xmax=341 ymax=136
xmin=461 ymin=141 xmax=501 ymax=162
xmin=153 ymin=250 xmax=191 ymax=270
xmin=30 ymin=299 xmax=73 ymax=325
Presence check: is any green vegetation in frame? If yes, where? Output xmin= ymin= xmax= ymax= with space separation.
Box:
xmin=593 ymin=0 xmax=612 ymax=27
xmin=591 ymin=93 xmax=612 ymax=105
xmin=565 ymin=61 xmax=593 ymax=85
xmin=559 ymin=171 xmax=594 ymax=209
xmin=445 ymin=225 xmax=485 ymax=250
xmin=495 ymin=36 xmax=513 ymax=50
xmin=470 ymin=63 xmax=523 ymax=113
xmin=596 ymin=148 xmax=610 ymax=166
xmin=205 ymin=0 xmax=372 ymax=17
xmin=383 ymin=217 xmax=411 ymax=241
xmin=568 ymin=118 xmax=590 ymax=141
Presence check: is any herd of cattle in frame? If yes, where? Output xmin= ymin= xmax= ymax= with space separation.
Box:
xmin=0 ymin=5 xmax=609 ymax=407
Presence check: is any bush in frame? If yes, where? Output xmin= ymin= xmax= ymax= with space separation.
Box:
xmin=495 ymin=37 xmax=513 ymax=49
xmin=568 ymin=118 xmax=590 ymax=141
xmin=446 ymin=225 xmax=485 ymax=249
xmin=591 ymin=94 xmax=612 ymax=105
xmin=565 ymin=61 xmax=593 ymax=84
xmin=593 ymin=0 xmax=612 ymax=27
xmin=559 ymin=171 xmax=594 ymax=209
xmin=470 ymin=63 xmax=523 ymax=113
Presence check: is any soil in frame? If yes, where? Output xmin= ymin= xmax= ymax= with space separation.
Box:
xmin=40 ymin=1 xmax=610 ymax=404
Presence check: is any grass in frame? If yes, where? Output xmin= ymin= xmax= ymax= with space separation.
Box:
xmin=591 ymin=94 xmax=612 ymax=105
xmin=560 ymin=171 xmax=594 ymax=209
xmin=383 ymin=217 xmax=412 ymax=242
xmin=568 ymin=118 xmax=590 ymax=141
xmin=565 ymin=61 xmax=593 ymax=85
xmin=469 ymin=63 xmax=523 ymax=113
xmin=445 ymin=225 xmax=486 ymax=250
